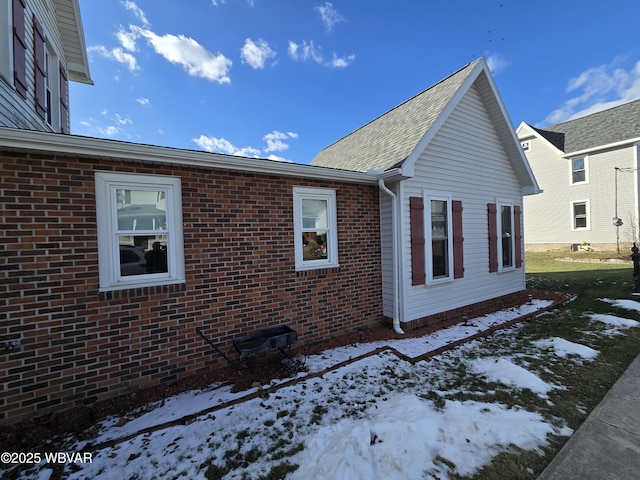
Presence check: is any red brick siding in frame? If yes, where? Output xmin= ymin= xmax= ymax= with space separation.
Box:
xmin=0 ymin=151 xmax=382 ymax=424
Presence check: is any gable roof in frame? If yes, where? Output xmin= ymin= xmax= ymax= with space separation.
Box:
xmin=523 ymin=99 xmax=640 ymax=155
xmin=311 ymin=57 xmax=539 ymax=194
xmin=54 ymin=0 xmax=92 ymax=84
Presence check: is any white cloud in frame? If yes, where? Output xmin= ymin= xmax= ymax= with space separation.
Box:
xmin=134 ymin=27 xmax=232 ymax=84
xmin=263 ymin=130 xmax=297 ymax=152
xmin=288 ymin=40 xmax=354 ymax=68
xmin=116 ymin=26 xmax=139 ymax=52
xmin=115 ymin=113 xmax=133 ymax=125
xmin=88 ymin=45 xmax=139 ymax=71
xmin=136 ymin=97 xmax=150 ymax=105
xmin=192 ymin=135 xmax=261 ymax=157
xmin=542 ymin=58 xmax=640 ymax=125
xmin=316 ymin=2 xmax=345 ymax=32
xmin=122 ymin=1 xmax=149 ymax=27
xmin=98 ymin=125 xmax=120 ymax=136
xmin=486 ymin=53 xmax=509 ymax=74
xmin=241 ymin=38 xmax=276 ymax=69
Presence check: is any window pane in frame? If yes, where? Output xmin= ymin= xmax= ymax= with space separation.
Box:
xmin=572 ymin=170 xmax=585 ymax=183
xmin=116 ymin=189 xmax=167 ymax=231
xmin=432 ymin=239 xmax=448 ymax=277
xmin=572 ymin=158 xmax=585 ymax=183
xmin=501 ymin=206 xmax=513 ymax=267
xmin=572 ymin=158 xmax=584 ymax=171
xmin=574 ymin=203 xmax=586 ymax=215
xmin=574 ymin=203 xmax=587 ymax=228
xmin=431 ymin=200 xmax=447 ymax=239
xmin=302 ymin=199 xmax=328 ymax=229
xmin=302 ymin=231 xmax=328 ymax=260
xmin=119 ymin=235 xmax=168 ymax=276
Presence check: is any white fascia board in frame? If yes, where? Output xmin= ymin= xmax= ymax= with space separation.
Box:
xmin=0 ymin=128 xmax=376 ymax=185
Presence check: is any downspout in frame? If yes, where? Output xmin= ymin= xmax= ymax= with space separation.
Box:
xmin=377 ymin=178 xmax=405 ymax=334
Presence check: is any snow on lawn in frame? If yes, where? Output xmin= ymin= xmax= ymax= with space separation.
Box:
xmin=600 ymin=298 xmax=640 ymax=313
xmin=10 ymin=298 xmax=640 ymax=480
xmin=468 ymin=357 xmax=556 ymax=398
xmin=289 ymin=395 xmax=570 ymax=480
xmin=588 ymin=313 xmax=640 ymax=330
xmin=532 ymin=337 xmax=599 ymax=361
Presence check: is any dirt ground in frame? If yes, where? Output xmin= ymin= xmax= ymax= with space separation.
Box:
xmin=0 ymin=289 xmax=565 ymax=456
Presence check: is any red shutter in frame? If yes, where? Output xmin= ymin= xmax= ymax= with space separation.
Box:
xmin=514 ymin=205 xmax=522 ymax=268
xmin=12 ymin=0 xmax=27 ymax=99
xmin=410 ymin=197 xmax=426 ymax=286
xmin=59 ymin=62 xmax=69 ymax=133
xmin=452 ymin=200 xmax=464 ymax=279
xmin=488 ymin=203 xmax=498 ymax=273
xmin=33 ymin=14 xmax=47 ymax=120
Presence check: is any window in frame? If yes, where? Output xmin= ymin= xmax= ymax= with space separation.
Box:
xmin=0 ymin=0 xmax=12 ymax=83
xmin=572 ymin=201 xmax=589 ymax=229
xmin=95 ymin=172 xmax=185 ymax=291
xmin=499 ymin=204 xmax=514 ymax=269
xmin=571 ymin=157 xmax=587 ymax=184
xmin=411 ymin=196 xmax=464 ymax=285
xmin=521 ymin=141 xmax=531 ymax=152
xmin=427 ymin=197 xmax=452 ymax=282
xmin=293 ymin=187 xmax=338 ymax=270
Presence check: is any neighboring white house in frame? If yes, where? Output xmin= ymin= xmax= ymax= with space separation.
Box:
xmin=312 ymin=58 xmax=540 ymax=326
xmin=517 ymin=100 xmax=640 ymax=252
xmin=0 ymin=0 xmax=92 ymax=132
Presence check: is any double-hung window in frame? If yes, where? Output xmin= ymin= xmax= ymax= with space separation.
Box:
xmin=571 ymin=157 xmax=587 ymax=184
xmin=293 ymin=187 xmax=338 ymax=270
xmin=95 ymin=172 xmax=185 ymax=291
xmin=426 ymin=196 xmax=452 ymax=282
xmin=499 ymin=203 xmax=514 ymax=270
xmin=572 ymin=201 xmax=589 ymax=229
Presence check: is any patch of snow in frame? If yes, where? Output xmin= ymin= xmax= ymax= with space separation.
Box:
xmin=588 ymin=313 xmax=640 ymax=329
xmin=468 ymin=357 xmax=555 ymax=397
xmin=533 ymin=337 xmax=599 ymax=361
xmin=600 ymin=298 xmax=640 ymax=313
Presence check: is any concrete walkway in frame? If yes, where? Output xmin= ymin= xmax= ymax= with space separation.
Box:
xmin=539 ymin=354 xmax=640 ymax=479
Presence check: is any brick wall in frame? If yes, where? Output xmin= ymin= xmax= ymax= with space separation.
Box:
xmin=0 ymin=150 xmax=383 ymax=425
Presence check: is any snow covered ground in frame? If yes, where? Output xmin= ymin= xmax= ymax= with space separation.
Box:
xmin=8 ymin=298 xmax=640 ymax=480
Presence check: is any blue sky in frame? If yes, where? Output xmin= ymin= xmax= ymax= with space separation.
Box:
xmin=71 ymin=0 xmax=640 ymax=164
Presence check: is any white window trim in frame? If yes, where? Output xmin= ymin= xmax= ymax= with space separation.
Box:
xmin=293 ymin=186 xmax=339 ymax=271
xmin=571 ymin=199 xmax=591 ymax=231
xmin=497 ymin=200 xmax=515 ymax=272
xmin=425 ymin=193 xmax=454 ymax=284
xmin=570 ymin=156 xmax=589 ymax=185
xmin=95 ymin=171 xmax=185 ymax=291
xmin=0 ymin=1 xmax=13 ymax=85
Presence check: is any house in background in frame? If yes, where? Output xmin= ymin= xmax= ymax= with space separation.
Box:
xmin=0 ymin=0 xmax=92 ymax=132
xmin=313 ymin=58 xmax=539 ymax=328
xmin=1 ymin=0 xmax=539 ymax=426
xmin=517 ymin=100 xmax=640 ymax=252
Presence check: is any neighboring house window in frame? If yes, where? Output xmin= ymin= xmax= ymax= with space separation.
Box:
xmin=293 ymin=187 xmax=339 ymax=270
xmin=571 ymin=157 xmax=587 ymax=184
xmin=95 ymin=172 xmax=185 ymax=291
xmin=411 ymin=196 xmax=464 ymax=286
xmin=521 ymin=140 xmax=531 ymax=152
xmin=488 ymin=202 xmax=522 ymax=272
xmin=572 ymin=201 xmax=589 ymax=229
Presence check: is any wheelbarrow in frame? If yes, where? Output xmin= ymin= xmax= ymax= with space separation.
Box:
xmin=195 ymin=325 xmax=298 ymax=367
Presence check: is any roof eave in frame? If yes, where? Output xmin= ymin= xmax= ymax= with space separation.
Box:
xmin=561 ymin=137 xmax=640 ymax=158
xmin=0 ymin=128 xmax=377 ymax=184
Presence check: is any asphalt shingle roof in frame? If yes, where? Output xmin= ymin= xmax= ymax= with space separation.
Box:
xmin=532 ymin=99 xmax=640 ymax=153
xmin=311 ymin=59 xmax=481 ymax=172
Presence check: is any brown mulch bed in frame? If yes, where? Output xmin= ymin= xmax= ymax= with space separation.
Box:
xmin=0 ymin=289 xmax=567 ymax=457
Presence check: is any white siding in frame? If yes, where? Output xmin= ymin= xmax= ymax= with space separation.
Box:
xmin=399 ymin=84 xmax=525 ymax=322
xmin=523 ymin=135 xmax=638 ymax=248
xmin=0 ymin=0 xmax=66 ymax=132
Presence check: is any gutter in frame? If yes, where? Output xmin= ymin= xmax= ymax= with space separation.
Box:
xmin=369 ymin=169 xmax=404 ymax=334
xmin=0 ymin=127 xmax=377 ymax=185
